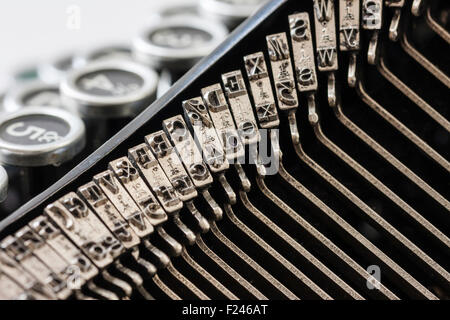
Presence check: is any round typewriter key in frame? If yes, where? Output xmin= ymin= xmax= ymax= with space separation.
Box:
xmin=38 ymin=54 xmax=79 ymax=84
xmin=0 ymin=107 xmax=85 ymax=167
xmin=133 ymin=17 xmax=228 ymax=73
xmin=0 ymin=107 xmax=85 ymax=209
xmin=199 ymin=0 xmax=268 ymax=29
xmin=60 ymin=59 xmax=158 ymax=118
xmin=60 ymin=59 xmax=158 ymax=150
xmin=3 ymin=81 xmax=62 ymax=112
xmin=0 ymin=166 xmax=7 ymax=203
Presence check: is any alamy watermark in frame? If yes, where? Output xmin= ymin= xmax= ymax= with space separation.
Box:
xmin=171 ymin=121 xmax=281 ymax=176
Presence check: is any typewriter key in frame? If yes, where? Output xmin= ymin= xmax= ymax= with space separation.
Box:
xmin=60 ymin=59 xmax=158 ymax=149
xmin=3 ymin=81 xmax=62 ymax=112
xmin=0 ymin=107 xmax=85 ymax=167
xmin=199 ymin=0 xmax=268 ymax=29
xmin=60 ymin=59 xmax=158 ymax=118
xmin=0 ymin=107 xmax=85 ymax=206
xmin=0 ymin=166 xmax=7 ymax=203
xmin=133 ymin=16 xmax=227 ymax=74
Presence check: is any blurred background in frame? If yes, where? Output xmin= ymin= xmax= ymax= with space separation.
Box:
xmin=0 ymin=0 xmax=269 ymax=215
xmin=0 ymin=0 xmax=181 ymax=91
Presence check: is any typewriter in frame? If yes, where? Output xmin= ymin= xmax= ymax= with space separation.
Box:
xmin=0 ymin=0 xmax=448 ymax=300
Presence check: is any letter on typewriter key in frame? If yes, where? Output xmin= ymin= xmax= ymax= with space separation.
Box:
xmin=28 ymin=216 xmax=98 ymax=283
xmin=221 ymin=70 xmax=261 ymax=145
xmin=201 ymin=83 xmax=245 ymax=160
xmin=362 ymin=0 xmax=383 ymax=30
xmin=146 ymin=131 xmax=198 ymax=201
xmin=182 ymin=97 xmax=229 ymax=173
xmin=339 ymin=0 xmax=360 ymax=51
xmin=288 ymin=12 xmax=318 ymax=92
xmin=45 ymin=194 xmax=124 ymax=268
xmin=128 ymin=144 xmax=183 ymax=214
xmin=109 ymin=157 xmax=168 ymax=226
xmin=163 ymin=115 xmax=214 ymax=189
xmin=78 ymin=182 xmax=141 ymax=248
xmin=244 ymin=52 xmax=280 ymax=128
xmin=312 ymin=0 xmax=338 ymax=71
xmin=266 ymin=32 xmax=299 ymax=110
xmin=94 ymin=170 xmax=154 ymax=238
